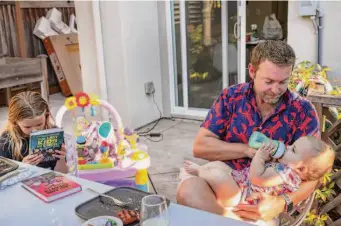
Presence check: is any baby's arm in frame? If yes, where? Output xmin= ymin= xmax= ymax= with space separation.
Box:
xmin=249 ymin=143 xmax=284 ymax=187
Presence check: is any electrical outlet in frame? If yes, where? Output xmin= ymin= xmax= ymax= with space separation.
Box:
xmin=144 ymin=81 xmax=155 ymax=95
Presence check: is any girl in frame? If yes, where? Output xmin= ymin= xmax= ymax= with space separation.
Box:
xmin=0 ymin=91 xmax=68 ymax=173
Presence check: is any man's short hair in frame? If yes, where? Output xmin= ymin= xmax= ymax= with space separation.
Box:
xmin=251 ymin=40 xmax=296 ymax=72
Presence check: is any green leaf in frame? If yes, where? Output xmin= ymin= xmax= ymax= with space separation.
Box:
xmin=321 ymin=195 xmax=327 ymax=202
xmin=305 ymin=212 xmax=317 ymax=223
xmin=316 ymin=64 xmax=322 ymax=70
xmin=321 ymin=215 xmax=328 ymax=221
xmin=329 ymin=182 xmax=335 ymax=189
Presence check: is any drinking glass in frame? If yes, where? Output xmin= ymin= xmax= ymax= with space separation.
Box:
xmin=140 ymin=195 xmax=170 ymax=226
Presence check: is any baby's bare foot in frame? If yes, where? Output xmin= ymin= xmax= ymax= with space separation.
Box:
xmin=184 ymin=160 xmax=200 ymax=176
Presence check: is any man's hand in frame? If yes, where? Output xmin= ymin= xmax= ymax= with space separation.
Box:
xmin=244 ymin=147 xmax=257 ymax=158
xmin=233 ymin=192 xmax=285 ymax=221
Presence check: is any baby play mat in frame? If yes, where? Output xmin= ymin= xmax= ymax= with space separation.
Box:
xmin=56 ymin=92 xmax=150 ymax=191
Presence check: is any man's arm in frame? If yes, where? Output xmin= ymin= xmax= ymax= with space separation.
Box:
xmin=278 ymin=180 xmax=318 ymax=210
xmin=193 ymin=128 xmax=255 ymax=161
xmin=233 ymin=180 xmax=318 ymax=221
xmin=194 ymin=88 xmax=256 ymax=161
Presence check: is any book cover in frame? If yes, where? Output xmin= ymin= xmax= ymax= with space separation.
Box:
xmin=29 ymin=128 xmax=64 ymax=162
xmin=21 ymin=171 xmax=82 ymax=203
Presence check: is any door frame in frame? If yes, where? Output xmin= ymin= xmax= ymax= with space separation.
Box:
xmin=166 ymin=0 xmax=246 ymax=118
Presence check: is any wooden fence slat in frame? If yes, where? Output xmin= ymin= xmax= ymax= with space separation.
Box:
xmin=15 ymin=2 xmax=26 ymax=57
xmin=3 ymin=5 xmax=12 ymax=56
xmin=7 ymin=5 xmax=16 ymax=56
xmin=329 ymin=217 xmax=341 ymax=226
xmin=307 ymin=94 xmax=341 ymax=107
xmin=0 ymin=6 xmax=8 ymax=55
xmin=320 ymin=193 xmax=341 ymax=214
xmin=19 ymin=1 xmax=74 ymax=9
xmin=9 ymin=4 xmax=18 ymax=56
xmin=0 ymin=2 xmax=14 ymax=6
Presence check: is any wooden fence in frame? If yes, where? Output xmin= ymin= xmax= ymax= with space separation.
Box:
xmin=0 ymin=1 xmax=75 ymax=99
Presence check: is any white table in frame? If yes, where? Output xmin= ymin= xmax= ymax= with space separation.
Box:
xmin=0 ymin=162 xmax=253 ymax=226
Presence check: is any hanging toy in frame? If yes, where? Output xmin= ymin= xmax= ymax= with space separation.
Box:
xmin=90 ymin=105 xmax=96 ymax=116
xmin=89 ymin=94 xmax=100 ymax=117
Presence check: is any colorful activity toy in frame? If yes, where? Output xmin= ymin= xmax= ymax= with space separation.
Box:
xmin=56 ymin=92 xmax=150 ymax=191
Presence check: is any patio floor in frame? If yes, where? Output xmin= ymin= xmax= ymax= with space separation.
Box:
xmin=0 ymin=93 xmax=208 ymax=202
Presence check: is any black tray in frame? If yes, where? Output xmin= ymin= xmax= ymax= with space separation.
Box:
xmin=75 ymin=187 xmax=170 ymax=226
xmin=0 ymin=157 xmax=19 ymax=177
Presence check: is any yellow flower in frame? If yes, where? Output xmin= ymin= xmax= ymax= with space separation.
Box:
xmin=90 ymin=94 xmax=100 ymax=105
xmin=65 ymin=97 xmax=77 ymax=110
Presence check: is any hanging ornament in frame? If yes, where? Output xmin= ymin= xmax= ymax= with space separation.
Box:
xmin=65 ymin=96 xmax=77 ymax=110
xmin=75 ymin=92 xmax=90 ymax=108
xmin=90 ymin=105 xmax=96 ymax=116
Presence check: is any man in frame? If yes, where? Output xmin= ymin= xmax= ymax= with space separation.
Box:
xmin=176 ymin=40 xmax=320 ymax=223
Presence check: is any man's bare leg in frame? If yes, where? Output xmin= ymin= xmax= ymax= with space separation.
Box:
xmin=185 ymin=160 xmax=241 ymax=207
xmin=177 ymin=176 xmax=226 ymax=215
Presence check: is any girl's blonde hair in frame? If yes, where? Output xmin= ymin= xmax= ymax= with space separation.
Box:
xmin=5 ymin=91 xmax=55 ymax=160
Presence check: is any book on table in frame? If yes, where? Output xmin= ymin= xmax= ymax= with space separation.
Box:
xmin=29 ymin=128 xmax=64 ymax=162
xmin=21 ymin=171 xmax=82 ymax=203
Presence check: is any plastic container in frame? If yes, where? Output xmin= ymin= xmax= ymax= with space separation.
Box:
xmin=248 ymin=131 xmax=286 ymax=159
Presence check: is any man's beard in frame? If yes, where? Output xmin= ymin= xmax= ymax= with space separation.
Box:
xmin=262 ymin=93 xmax=282 ymax=104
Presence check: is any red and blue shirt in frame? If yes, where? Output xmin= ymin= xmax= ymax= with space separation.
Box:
xmin=201 ymin=82 xmax=320 ymax=170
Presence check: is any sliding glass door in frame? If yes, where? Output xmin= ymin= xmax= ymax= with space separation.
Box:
xmin=168 ymin=0 xmax=246 ymax=116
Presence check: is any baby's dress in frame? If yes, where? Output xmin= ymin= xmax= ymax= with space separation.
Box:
xmin=231 ymin=163 xmax=301 ymax=204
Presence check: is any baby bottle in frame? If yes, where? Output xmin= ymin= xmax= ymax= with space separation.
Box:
xmin=248 ymin=131 xmax=286 ymax=159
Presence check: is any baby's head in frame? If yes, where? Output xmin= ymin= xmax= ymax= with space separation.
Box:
xmin=279 ymin=136 xmax=335 ymax=181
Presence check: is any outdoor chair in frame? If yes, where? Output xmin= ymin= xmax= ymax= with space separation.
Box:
xmin=279 ymin=193 xmax=315 ymax=226
xmin=0 ymin=54 xmax=49 ymax=104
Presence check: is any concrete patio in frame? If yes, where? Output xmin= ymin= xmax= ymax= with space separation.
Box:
xmin=0 ymin=93 xmax=208 ymax=202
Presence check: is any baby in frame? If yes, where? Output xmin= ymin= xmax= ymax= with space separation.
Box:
xmin=184 ymin=136 xmax=335 ymax=207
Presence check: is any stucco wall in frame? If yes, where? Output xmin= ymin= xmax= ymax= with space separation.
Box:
xmin=288 ymin=1 xmax=340 ymax=84
xmin=99 ymin=1 xmax=164 ymax=129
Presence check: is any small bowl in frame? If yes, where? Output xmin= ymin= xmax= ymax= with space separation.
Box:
xmin=82 ymin=216 xmax=123 ymax=226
